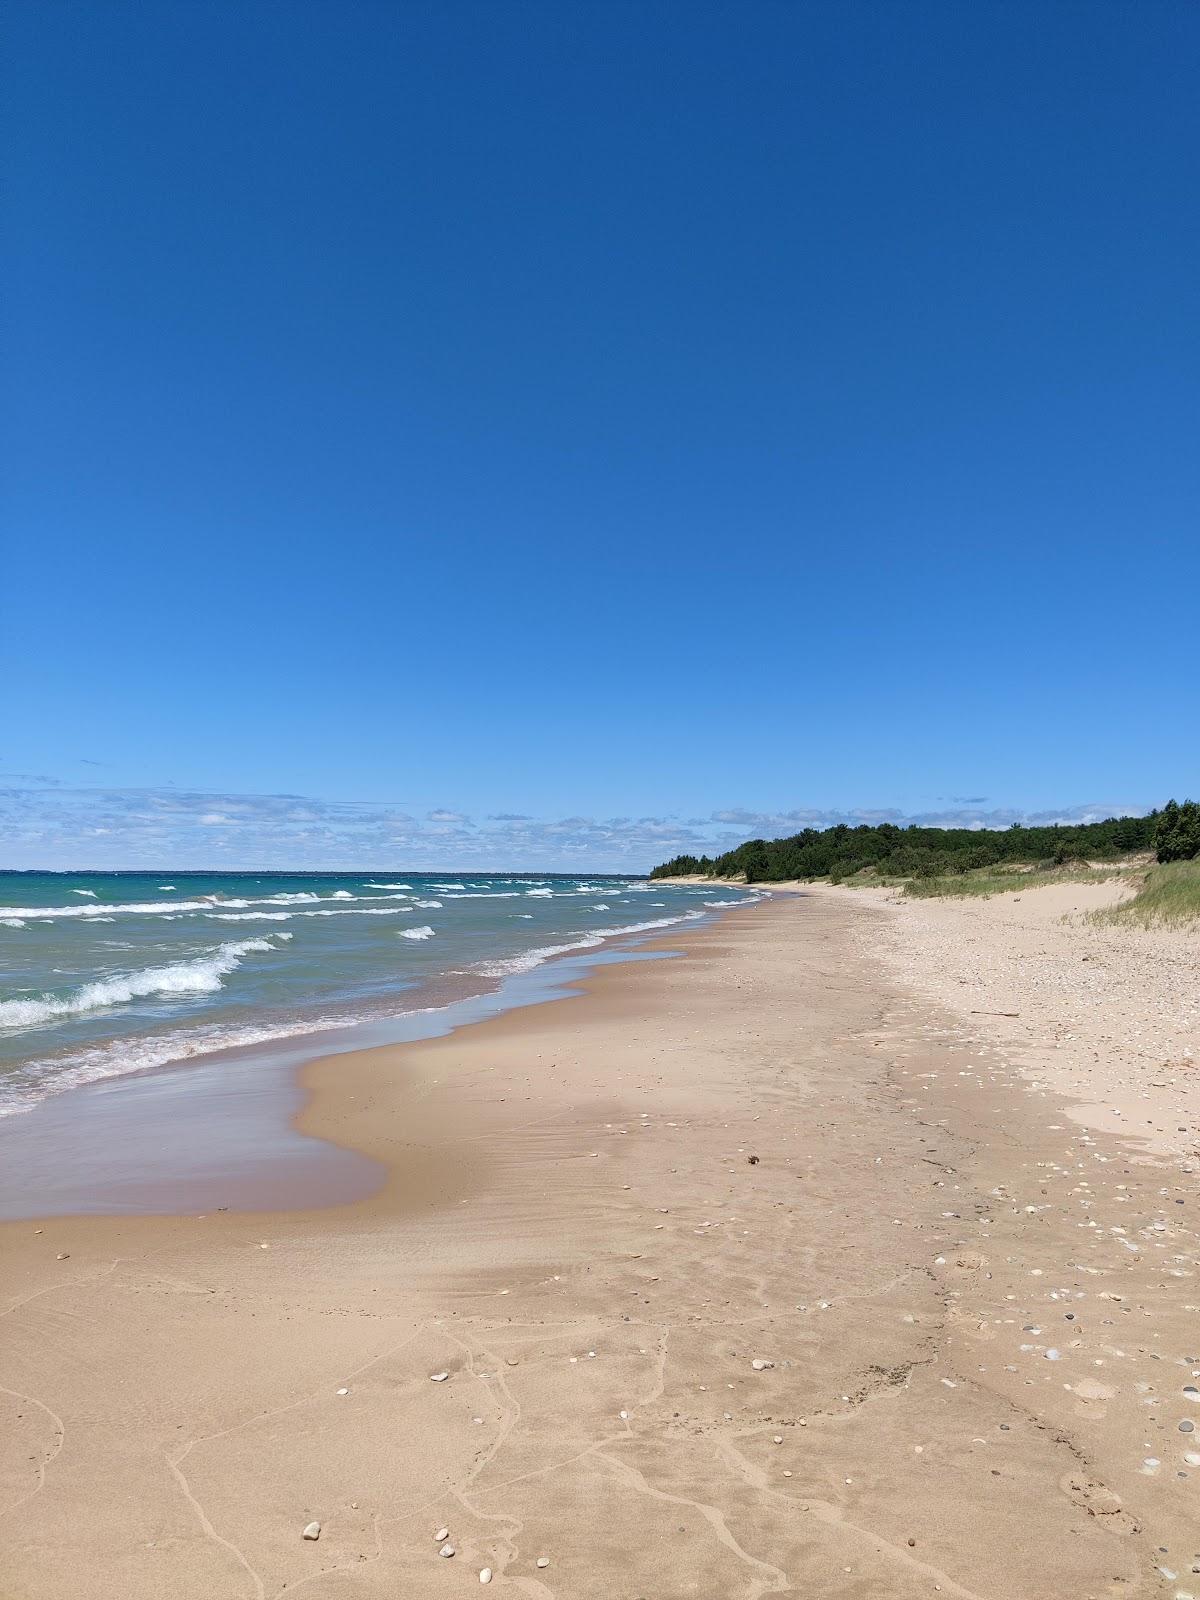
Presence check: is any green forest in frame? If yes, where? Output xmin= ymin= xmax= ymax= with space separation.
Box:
xmin=650 ymin=801 xmax=1200 ymax=884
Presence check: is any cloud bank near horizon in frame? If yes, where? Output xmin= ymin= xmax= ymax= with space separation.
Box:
xmin=0 ymin=781 xmax=1150 ymax=873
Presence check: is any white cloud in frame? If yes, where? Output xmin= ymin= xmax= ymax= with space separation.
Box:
xmin=0 ymin=782 xmax=1149 ymax=873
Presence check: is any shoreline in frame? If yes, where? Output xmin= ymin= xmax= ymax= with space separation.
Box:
xmin=0 ymin=898 xmax=753 ymax=1221
xmin=2 ymin=889 xmax=1197 ymax=1597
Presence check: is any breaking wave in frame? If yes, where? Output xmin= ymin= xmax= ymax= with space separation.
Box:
xmin=0 ymin=937 xmax=287 ymax=1029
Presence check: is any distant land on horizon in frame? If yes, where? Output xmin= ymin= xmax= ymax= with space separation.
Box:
xmin=651 ymin=801 xmax=1200 ymax=882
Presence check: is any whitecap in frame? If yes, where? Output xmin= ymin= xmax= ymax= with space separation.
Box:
xmin=0 ymin=937 xmax=284 ymax=1029
xmin=72 ymin=888 xmax=98 ymax=897
xmin=207 ymin=911 xmax=294 ymax=922
xmin=294 ymin=907 xmax=412 ymax=918
xmin=399 ymin=925 xmax=436 ymax=941
xmin=437 ymin=890 xmax=524 ymax=899
xmin=2 ymin=897 xmax=225 ymax=921
xmin=0 ymin=917 xmax=27 ymax=929
xmin=411 ymin=899 xmax=442 ymax=909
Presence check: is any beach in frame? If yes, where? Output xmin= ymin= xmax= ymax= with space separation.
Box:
xmin=2 ymin=888 xmax=1198 ymax=1598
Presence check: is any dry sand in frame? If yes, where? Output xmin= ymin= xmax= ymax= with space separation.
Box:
xmin=1 ymin=889 xmax=1198 ymax=1598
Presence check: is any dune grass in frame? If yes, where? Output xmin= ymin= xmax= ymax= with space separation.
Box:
xmin=901 ymin=864 xmax=1122 ymax=900
xmin=1094 ymin=859 xmax=1200 ymax=927
xmin=908 ymin=864 xmax=1120 ymax=902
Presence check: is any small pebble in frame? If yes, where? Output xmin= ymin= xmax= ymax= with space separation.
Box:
xmin=434 ymin=1527 xmax=449 ymax=1541
xmin=430 ymin=1372 xmax=449 ymax=1382
xmin=479 ymin=1568 xmax=492 ymax=1584
xmin=751 ymin=1359 xmax=775 ymax=1371
xmin=302 ymin=1522 xmax=320 ymax=1540
xmin=536 ymin=1556 xmax=550 ymax=1568
xmin=440 ymin=1543 xmax=456 ymax=1558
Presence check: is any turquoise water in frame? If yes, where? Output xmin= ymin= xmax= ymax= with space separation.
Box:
xmin=0 ymin=871 xmax=752 ymax=1117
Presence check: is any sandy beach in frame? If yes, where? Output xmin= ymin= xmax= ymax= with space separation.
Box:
xmin=2 ymin=888 xmax=1198 ymax=1599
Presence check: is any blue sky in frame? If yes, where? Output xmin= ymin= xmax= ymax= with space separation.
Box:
xmin=3 ymin=1 xmax=1197 ymax=871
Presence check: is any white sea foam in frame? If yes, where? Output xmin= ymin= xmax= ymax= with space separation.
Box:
xmin=72 ymin=888 xmax=98 ymax=897
xmin=208 ymin=911 xmax=295 ymax=922
xmin=364 ymin=882 xmax=412 ymax=890
xmin=293 ymin=907 xmax=413 ymax=918
xmin=0 ymin=918 xmax=27 ymax=929
xmin=2 ymin=890 xmax=443 ymax=923
xmin=440 ymin=891 xmax=524 ymax=900
xmin=158 ymin=884 xmax=176 ymax=890
xmin=0 ymin=937 xmax=285 ymax=1030
xmin=0 ymin=887 xmax=422 ymax=921
xmin=524 ymin=888 xmax=554 ymax=898
xmin=471 ymin=937 xmax=605 ymax=976
xmin=593 ymin=903 xmax=610 ymax=910
xmin=2 ymin=897 xmax=225 ymax=921
xmin=591 ymin=913 xmax=705 ymax=938
xmin=399 ymin=925 xmax=436 ymax=940
xmin=411 ymin=899 xmax=442 ymax=909
xmin=469 ymin=911 xmax=705 ymax=978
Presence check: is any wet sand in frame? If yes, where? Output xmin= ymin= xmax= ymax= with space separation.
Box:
xmin=1 ymin=890 xmax=1197 ymax=1598
xmin=0 ymin=945 xmax=674 ymax=1220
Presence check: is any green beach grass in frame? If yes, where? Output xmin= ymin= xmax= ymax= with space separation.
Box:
xmin=1093 ymin=859 xmax=1200 ymax=927
xmin=900 ymin=864 xmax=1126 ymax=900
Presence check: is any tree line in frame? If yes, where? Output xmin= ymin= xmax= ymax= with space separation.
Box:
xmin=650 ymin=802 xmax=1199 ymax=884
